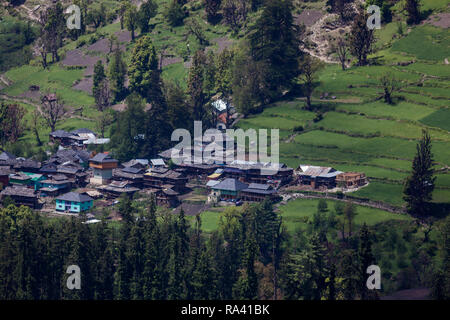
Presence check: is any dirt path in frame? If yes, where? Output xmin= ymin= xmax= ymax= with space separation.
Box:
xmin=19 ymin=4 xmax=40 ymax=22
xmin=0 ymin=74 xmax=11 ymax=87
xmin=0 ymin=93 xmax=93 ymax=122
xmin=303 ymin=13 xmax=340 ymax=64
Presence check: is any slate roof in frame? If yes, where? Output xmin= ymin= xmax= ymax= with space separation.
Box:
xmin=52 ymin=149 xmax=91 ymax=164
xmin=212 ymin=178 xmax=248 ymax=191
xmin=247 ymin=183 xmax=273 ymax=190
xmin=0 ymin=151 xmax=16 ymax=161
xmin=12 ymin=159 xmax=41 ymax=170
xmin=90 ymin=153 xmax=118 ymax=163
xmin=56 ymin=191 xmax=93 ymax=203
xmin=122 ymin=167 xmax=143 ymax=174
xmin=71 ymin=128 xmax=95 ymax=135
xmin=145 ymin=169 xmax=184 ymax=179
xmin=122 ymin=159 xmax=149 ymax=167
xmin=40 ymin=163 xmax=58 ymax=173
xmin=50 ymin=130 xmax=71 ymax=138
xmin=243 ymin=183 xmax=276 ymax=195
xmin=162 ymin=188 xmax=179 ymax=196
xmin=297 ymin=165 xmax=337 ymax=177
xmin=206 ymin=180 xmax=220 ymax=188
xmin=1 ymin=186 xmax=37 ymax=198
xmin=150 ymin=159 xmax=165 ymax=166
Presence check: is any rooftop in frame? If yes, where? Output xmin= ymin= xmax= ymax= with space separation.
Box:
xmin=0 ymin=151 xmax=16 ymax=161
xmin=56 ymin=191 xmax=93 ymax=203
xmin=212 ymin=178 xmax=248 ymax=192
xmin=90 ymin=153 xmax=118 ymax=163
xmin=1 ymin=186 xmax=37 ymax=198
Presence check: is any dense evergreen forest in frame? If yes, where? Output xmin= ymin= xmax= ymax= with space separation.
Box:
xmin=1 ymin=194 xmax=449 ymax=300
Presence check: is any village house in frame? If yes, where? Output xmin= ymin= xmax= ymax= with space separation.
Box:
xmin=89 ymin=153 xmax=118 ymax=185
xmin=3 ymin=159 xmax=42 ymax=173
xmin=9 ymin=172 xmax=46 ymax=190
xmin=296 ymin=165 xmax=343 ymax=190
xmin=149 ymin=158 xmax=166 ymax=168
xmin=39 ymin=174 xmax=72 ymax=197
xmin=0 ymin=152 xmax=41 ymax=173
xmin=208 ymin=178 xmax=279 ymax=203
xmin=157 ymin=187 xmax=180 ymax=207
xmin=0 ymin=186 xmax=39 ymax=208
xmin=143 ymin=167 xmax=188 ymax=193
xmin=336 ymin=172 xmax=368 ymax=189
xmin=55 ymin=191 xmax=93 ymax=213
xmin=112 ymin=167 xmax=144 ymax=188
xmin=0 ymin=151 xmax=16 ymax=162
xmin=49 ymin=128 xmax=108 ymax=149
xmin=240 ymin=183 xmax=279 ymax=202
xmin=0 ymin=168 xmax=11 ymax=189
xmin=209 ymin=178 xmax=249 ymax=202
xmin=97 ymin=180 xmax=140 ymax=199
xmin=47 ymin=149 xmax=91 ymax=168
xmin=223 ymin=160 xmax=293 ymax=186
xmin=49 ymin=130 xmax=73 ymax=146
xmin=122 ymin=159 xmax=149 ymax=170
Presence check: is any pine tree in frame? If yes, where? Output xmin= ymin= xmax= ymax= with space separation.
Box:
xmin=164 ymin=80 xmax=190 ymax=130
xmin=233 ymin=230 xmax=258 ymax=300
xmin=93 ymin=60 xmax=106 ymax=98
xmin=187 ymin=50 xmax=207 ymax=123
xmin=248 ymin=0 xmax=302 ymax=97
xmin=405 ymin=0 xmax=421 ymax=25
xmin=108 ymin=48 xmax=127 ymax=102
xmin=403 ymin=130 xmax=436 ymax=216
xmin=358 ymin=223 xmax=375 ymax=300
xmin=109 ymin=93 xmax=146 ymax=161
xmin=339 ymin=249 xmax=359 ymax=300
xmin=115 ymin=221 xmax=132 ymax=300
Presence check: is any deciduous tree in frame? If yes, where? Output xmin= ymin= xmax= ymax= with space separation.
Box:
xmin=349 ymin=9 xmax=375 ymax=66
xmin=40 ymin=93 xmax=64 ymax=132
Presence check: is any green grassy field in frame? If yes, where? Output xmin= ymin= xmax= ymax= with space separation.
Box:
xmin=278 ymin=198 xmax=412 ymax=233
xmin=236 ymin=21 xmax=450 ymax=208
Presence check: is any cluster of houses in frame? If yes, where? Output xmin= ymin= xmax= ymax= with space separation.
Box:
xmin=0 ymin=127 xmax=368 ymax=215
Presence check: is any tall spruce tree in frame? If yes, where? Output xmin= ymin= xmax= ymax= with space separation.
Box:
xmin=93 ymin=60 xmax=106 ymax=98
xmin=403 ymin=129 xmax=436 ymax=216
xmin=187 ymin=50 xmax=207 ymax=123
xmin=108 ymin=48 xmax=127 ymax=102
xmin=405 ymin=0 xmax=421 ymax=25
xmin=358 ymin=223 xmax=376 ymax=300
xmin=248 ymin=0 xmax=302 ymax=98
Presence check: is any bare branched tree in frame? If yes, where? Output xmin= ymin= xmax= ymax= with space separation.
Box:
xmin=31 ymin=109 xmax=44 ymax=146
xmin=186 ymin=18 xmax=209 ymax=46
xmin=41 ymin=93 xmax=65 ymax=132
xmin=379 ymin=73 xmax=399 ymax=104
xmin=96 ymin=109 xmax=114 ymax=138
xmin=334 ymin=36 xmax=349 ymax=71
xmin=94 ymin=79 xmax=111 ymax=112
xmin=299 ymin=55 xmax=324 ymax=110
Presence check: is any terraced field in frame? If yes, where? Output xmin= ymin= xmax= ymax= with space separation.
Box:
xmin=236 ymin=23 xmax=450 ymax=210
